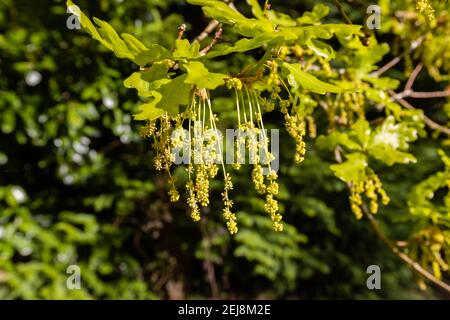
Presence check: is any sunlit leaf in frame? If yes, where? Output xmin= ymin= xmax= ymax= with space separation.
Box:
xmin=184 ymin=61 xmax=227 ymax=89
xmin=330 ymin=153 xmax=368 ymax=183
xmin=282 ymin=62 xmax=343 ymax=94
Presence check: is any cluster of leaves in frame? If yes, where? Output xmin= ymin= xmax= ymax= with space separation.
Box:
xmin=68 ymin=0 xmax=363 ymax=120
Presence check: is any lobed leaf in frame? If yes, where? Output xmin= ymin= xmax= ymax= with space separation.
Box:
xmin=183 ymin=61 xmax=227 ymax=89
xmin=282 ymin=62 xmax=343 ymax=94
xmin=330 ymin=153 xmax=368 ymax=183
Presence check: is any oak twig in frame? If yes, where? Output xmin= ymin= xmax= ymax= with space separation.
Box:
xmin=389 ymin=91 xmax=450 ymax=136
xmin=193 ymin=0 xmax=234 ymax=43
xmin=333 ymin=148 xmax=450 ymax=295
xmin=405 ymin=63 xmax=423 ymax=91
xmin=374 ymin=37 xmax=423 ymax=77
xmin=195 ymin=20 xmax=221 ymax=43
xmin=177 ymin=23 xmax=186 ymax=40
xmin=333 ymin=0 xmax=353 ymax=25
xmin=365 ymin=212 xmax=450 ymax=295
xmin=385 ymin=60 xmax=450 ymax=136
xmin=200 ymin=26 xmax=223 ymax=55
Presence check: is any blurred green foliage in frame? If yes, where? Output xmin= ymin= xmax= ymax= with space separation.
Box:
xmin=0 ymin=0 xmax=448 ymax=299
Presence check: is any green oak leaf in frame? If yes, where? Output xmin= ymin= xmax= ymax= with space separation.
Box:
xmin=186 ymin=0 xmax=274 ymax=37
xmin=134 ymin=93 xmax=165 ymax=121
xmin=330 ymin=153 xmax=367 ymax=183
xmin=172 ymin=39 xmax=202 ymax=60
xmin=184 ymin=61 xmax=227 ymax=89
xmin=369 ymin=145 xmax=416 ymax=166
xmin=246 ymin=0 xmax=264 ymax=19
xmin=316 ymin=131 xmax=362 ymax=151
xmin=408 ymin=151 xmax=450 ymax=215
xmin=286 ymin=24 xmax=361 ymax=45
xmin=350 ymin=118 xmax=371 ymax=149
xmin=121 ymin=33 xmax=148 ymax=52
xmin=67 ymin=1 xmax=109 ymax=48
xmin=363 ymin=76 xmax=400 ymax=90
xmin=282 ymin=62 xmax=343 ymax=94
xmin=133 ymin=44 xmax=171 ymax=67
xmin=124 ymin=72 xmax=152 ymax=97
xmin=206 ymin=35 xmax=285 ymax=58
xmin=367 ymin=116 xmax=418 ymax=165
xmin=67 ymin=1 xmax=168 ymax=67
xmin=124 ymin=63 xmax=170 ymax=97
xmin=154 ymin=74 xmax=192 ymax=116
xmin=297 ymin=4 xmax=330 ymax=25
xmin=93 ymin=17 xmax=136 ymax=59
xmin=133 ymin=74 xmax=192 ymax=120
xmin=306 ymin=39 xmax=335 ymax=60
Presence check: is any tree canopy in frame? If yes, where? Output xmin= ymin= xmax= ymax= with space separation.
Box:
xmin=0 ymin=0 xmax=449 ymax=299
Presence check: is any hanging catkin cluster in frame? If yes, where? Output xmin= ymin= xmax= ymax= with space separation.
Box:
xmin=415 ymin=0 xmax=435 ymax=21
xmin=139 ymin=66 xmax=304 ymax=234
xmin=229 ymin=79 xmax=283 ymax=232
xmin=349 ymin=170 xmax=390 ymax=219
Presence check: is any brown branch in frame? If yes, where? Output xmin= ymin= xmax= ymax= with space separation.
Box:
xmin=195 ymin=20 xmax=221 ymax=43
xmin=375 ymin=56 xmax=403 ymax=77
xmin=374 ymin=37 xmax=423 ymax=77
xmin=333 ymin=0 xmax=353 ymax=25
xmin=193 ymin=0 xmax=234 ymax=43
xmin=385 ymin=61 xmax=450 ymax=136
xmin=177 ymin=23 xmax=186 ymax=40
xmin=333 ymin=148 xmax=450 ymax=295
xmin=365 ymin=212 xmax=450 ymax=295
xmin=389 ymin=90 xmax=450 ymax=136
xmin=405 ymin=63 xmax=423 ymax=91
xmin=200 ymin=26 xmax=223 ymax=55
xmin=410 ymin=90 xmax=450 ymax=99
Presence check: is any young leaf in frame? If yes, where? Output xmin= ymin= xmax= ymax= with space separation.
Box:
xmin=134 ymin=93 xmax=165 ymax=121
xmin=367 ymin=116 xmax=418 ymax=165
xmin=330 ymin=153 xmax=368 ymax=183
xmin=306 ymin=39 xmax=335 ymax=60
xmin=184 ymin=61 xmax=227 ymax=89
xmin=206 ymin=35 xmax=285 ymax=58
xmin=67 ymin=1 xmax=108 ymax=48
xmin=121 ymin=33 xmax=148 ymax=52
xmin=124 ymin=72 xmax=152 ymax=97
xmin=134 ymin=45 xmax=171 ymax=67
xmin=316 ymin=132 xmax=362 ymax=151
xmin=187 ymin=0 xmax=274 ymax=37
xmin=154 ymin=74 xmax=192 ymax=116
xmin=350 ymin=118 xmax=371 ymax=149
xmin=67 ymin=1 xmax=168 ymax=67
xmin=282 ymin=62 xmax=343 ymax=94
xmin=172 ymin=39 xmax=202 ymax=60
xmin=286 ymin=24 xmax=361 ymax=45
xmin=297 ymin=4 xmax=330 ymax=25
xmin=246 ymin=0 xmax=264 ymax=19
xmin=93 ymin=17 xmax=136 ymax=59
xmin=124 ymin=63 xmax=170 ymax=97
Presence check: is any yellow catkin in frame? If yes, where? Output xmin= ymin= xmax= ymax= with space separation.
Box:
xmin=167 ymin=175 xmax=180 ymax=202
xmin=142 ymin=84 xmax=293 ymax=234
xmin=415 ymin=0 xmax=435 ymax=21
xmin=222 ymin=173 xmax=237 ymax=234
xmin=264 ymin=170 xmax=283 ymax=231
xmin=195 ymin=165 xmax=210 ymax=207
xmin=349 ymin=171 xmax=390 ymax=219
xmin=187 ymin=180 xmax=200 ymax=222
xmin=285 ymin=114 xmax=306 ymax=163
xmin=252 ymin=164 xmax=266 ymax=194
